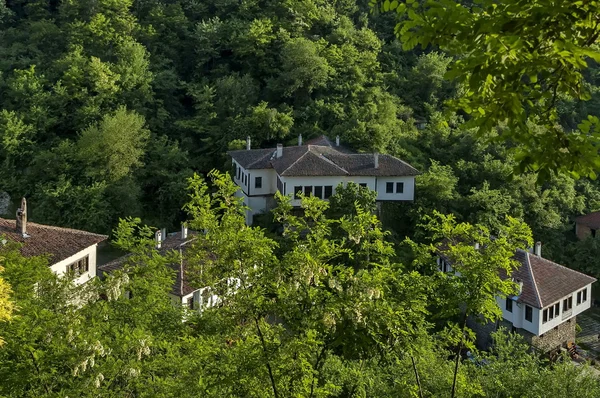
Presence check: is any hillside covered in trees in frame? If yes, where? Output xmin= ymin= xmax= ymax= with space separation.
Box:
xmin=2 ymin=0 xmax=600 ymax=396
xmin=1 ymin=0 xmax=600 ymax=272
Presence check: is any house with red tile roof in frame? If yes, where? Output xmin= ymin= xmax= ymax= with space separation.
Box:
xmin=98 ymin=226 xmax=234 ymax=312
xmin=439 ymin=242 xmax=596 ymax=352
xmin=575 ymin=211 xmax=600 ymax=240
xmin=0 ymin=198 xmax=107 ymax=285
xmin=228 ymin=135 xmax=419 ymax=224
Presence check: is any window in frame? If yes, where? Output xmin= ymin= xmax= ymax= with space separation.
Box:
xmin=237 ymin=167 xmax=240 ymax=179
xmin=549 ymin=306 xmax=554 ymax=319
xmin=554 ymin=302 xmax=560 ymax=316
xmin=324 ymin=186 xmax=333 ymax=199
xmin=505 ymin=298 xmax=513 ymax=312
xmin=187 ymin=296 xmax=195 ymax=310
xmin=525 ymin=305 xmax=533 ymax=322
xmin=577 ymin=288 xmax=588 ymax=305
xmin=386 ymin=182 xmax=394 ymax=193
xmin=255 ymin=176 xmax=262 ymax=189
xmin=314 ymin=186 xmax=323 ymax=199
xmin=564 ymin=296 xmax=573 ymax=311
xmin=396 ymin=182 xmax=404 ymax=193
xmin=359 ymin=183 xmax=367 ymax=188
xmin=304 ymin=186 xmax=313 ymax=196
xmin=543 ymin=309 xmax=548 ymax=323
xmin=67 ymin=256 xmax=89 ymax=276
xmin=294 ymin=186 xmax=302 ymax=199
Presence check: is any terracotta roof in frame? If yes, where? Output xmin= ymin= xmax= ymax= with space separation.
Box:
xmin=228 ymin=136 xmax=419 ymax=177
xmin=441 ymin=246 xmax=596 ymax=309
xmin=0 ymin=218 xmax=107 ymax=264
xmin=97 ymin=232 xmax=198 ymax=297
xmin=508 ymin=250 xmax=596 ymax=308
xmin=576 ymin=211 xmax=600 ymax=229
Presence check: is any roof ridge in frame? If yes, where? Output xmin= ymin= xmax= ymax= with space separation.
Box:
xmin=247 ymin=149 xmax=276 ymax=169
xmin=276 ymin=147 xmax=310 ymax=174
xmin=378 ymin=153 xmax=420 ymax=174
xmin=0 ymin=218 xmax=108 ymax=238
xmin=531 ymin=252 xmax=597 ymax=282
xmin=524 ymin=250 xmax=543 ymax=308
xmin=312 ymin=148 xmax=349 ymax=174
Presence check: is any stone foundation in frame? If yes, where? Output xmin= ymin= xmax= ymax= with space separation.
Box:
xmin=468 ymin=315 xmax=576 ymax=353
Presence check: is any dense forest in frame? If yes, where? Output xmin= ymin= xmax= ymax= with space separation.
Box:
xmin=1 ymin=0 xmax=600 ymax=396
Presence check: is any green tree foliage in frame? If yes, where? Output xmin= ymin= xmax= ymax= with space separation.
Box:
xmin=374 ymin=0 xmax=600 ymax=178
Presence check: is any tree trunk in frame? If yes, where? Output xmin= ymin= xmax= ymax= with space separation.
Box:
xmin=411 ymin=355 xmax=424 ymax=398
xmin=254 ymin=317 xmax=279 ymax=398
xmin=451 ymin=312 xmax=468 ymax=398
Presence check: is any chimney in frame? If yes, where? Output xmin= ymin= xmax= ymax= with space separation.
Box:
xmin=161 ymin=228 xmax=167 ymax=242
xmin=155 ymin=230 xmax=162 ymax=249
xmin=298 ymin=134 xmax=302 ymax=146
xmin=534 ymin=241 xmax=542 ymax=257
xmin=276 ymin=144 xmax=283 ymax=159
xmin=246 ymin=136 xmax=251 ymax=150
xmin=374 ymin=153 xmax=379 ymax=169
xmin=181 ymin=222 xmax=188 ymax=240
xmin=16 ymin=197 xmax=27 ymax=237
xmin=335 ymin=135 xmax=340 ymax=146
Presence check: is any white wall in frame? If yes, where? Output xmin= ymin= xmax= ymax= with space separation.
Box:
xmin=248 ymin=169 xmax=277 ymax=196
xmin=376 ymin=176 xmax=415 ymax=201
xmin=281 ymin=176 xmax=375 ymax=207
xmin=50 ymin=244 xmax=98 ymax=285
xmin=498 ymin=296 xmax=540 ymax=335
xmin=539 ymin=284 xmax=593 ymax=335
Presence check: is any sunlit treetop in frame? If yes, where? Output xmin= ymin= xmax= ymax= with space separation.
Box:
xmin=372 ymin=0 xmax=600 ymax=180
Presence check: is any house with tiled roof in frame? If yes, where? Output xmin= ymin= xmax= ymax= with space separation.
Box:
xmin=575 ymin=211 xmax=600 ymax=240
xmin=98 ymin=226 xmax=230 ymax=312
xmin=0 ymin=198 xmax=107 ymax=285
xmin=228 ymin=135 xmax=419 ymax=224
xmin=439 ymin=242 xmax=596 ymax=352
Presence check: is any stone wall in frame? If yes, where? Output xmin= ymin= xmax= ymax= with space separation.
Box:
xmin=529 ymin=317 xmax=577 ymax=353
xmin=468 ymin=315 xmax=576 ymax=353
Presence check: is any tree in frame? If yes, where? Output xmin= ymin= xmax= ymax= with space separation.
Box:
xmin=76 ymin=106 xmax=149 ymax=182
xmin=374 ymin=0 xmax=600 ymax=178
xmin=407 ymin=212 xmax=533 ymax=398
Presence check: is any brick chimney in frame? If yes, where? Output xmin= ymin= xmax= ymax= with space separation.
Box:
xmin=276 ymin=144 xmax=283 ymax=158
xmin=16 ymin=197 xmax=27 ymax=237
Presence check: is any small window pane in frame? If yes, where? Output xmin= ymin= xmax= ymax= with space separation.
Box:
xmin=304 ymin=186 xmax=313 ymax=196
xmin=386 ymin=182 xmax=393 ymax=193
xmin=396 ymin=182 xmax=404 ymax=193
xmin=525 ymin=305 xmax=532 ymax=322
xmin=505 ymin=299 xmax=513 ymax=312
xmin=359 ymin=183 xmax=367 ymax=188
xmin=255 ymin=176 xmax=262 ymax=189
xmin=324 ymin=186 xmax=333 ymax=199
xmin=314 ymin=186 xmax=323 ymax=199
xmin=294 ymin=186 xmax=302 ymax=199
xmin=554 ymin=303 xmax=560 ymax=315
xmin=583 ymin=288 xmax=588 ymax=302
xmin=543 ymin=309 xmax=548 ymax=323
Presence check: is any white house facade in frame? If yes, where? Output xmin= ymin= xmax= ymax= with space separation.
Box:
xmin=0 ymin=198 xmax=107 ymax=285
xmin=229 ymin=135 xmax=419 ymax=224
xmin=440 ymin=244 xmax=597 ymax=352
